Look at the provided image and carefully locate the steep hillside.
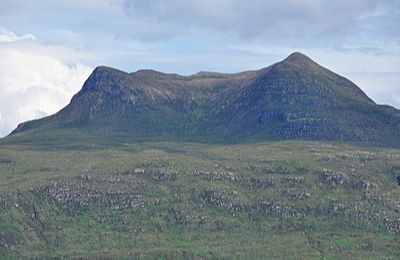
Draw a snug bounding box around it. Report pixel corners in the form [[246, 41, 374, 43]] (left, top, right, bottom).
[[10, 52, 400, 146]]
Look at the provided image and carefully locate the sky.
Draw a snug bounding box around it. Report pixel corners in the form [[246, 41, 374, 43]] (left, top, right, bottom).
[[0, 0, 399, 136]]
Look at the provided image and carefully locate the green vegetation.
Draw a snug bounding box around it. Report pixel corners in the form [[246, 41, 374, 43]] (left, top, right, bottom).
[[0, 130, 399, 258]]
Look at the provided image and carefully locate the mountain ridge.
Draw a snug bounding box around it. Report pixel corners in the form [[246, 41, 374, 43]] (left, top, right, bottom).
[[9, 52, 400, 146]]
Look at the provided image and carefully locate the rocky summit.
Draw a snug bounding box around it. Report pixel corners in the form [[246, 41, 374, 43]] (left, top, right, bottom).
[[10, 52, 400, 146]]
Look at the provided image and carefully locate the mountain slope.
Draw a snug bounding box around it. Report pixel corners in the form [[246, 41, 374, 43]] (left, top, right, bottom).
[[10, 52, 400, 146]]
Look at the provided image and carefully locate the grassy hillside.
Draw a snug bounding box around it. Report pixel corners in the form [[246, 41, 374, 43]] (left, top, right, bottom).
[[0, 131, 399, 258]]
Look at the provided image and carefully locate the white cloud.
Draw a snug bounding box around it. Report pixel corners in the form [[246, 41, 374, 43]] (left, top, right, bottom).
[[0, 29, 92, 137], [0, 27, 35, 42], [121, 0, 399, 42]]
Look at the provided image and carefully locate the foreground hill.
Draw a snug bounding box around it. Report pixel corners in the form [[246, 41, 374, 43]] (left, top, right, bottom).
[[10, 52, 400, 146], [0, 134, 399, 258]]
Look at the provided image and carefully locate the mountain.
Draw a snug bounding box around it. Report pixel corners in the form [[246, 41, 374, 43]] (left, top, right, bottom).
[[2, 52, 400, 258], [9, 52, 400, 146]]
